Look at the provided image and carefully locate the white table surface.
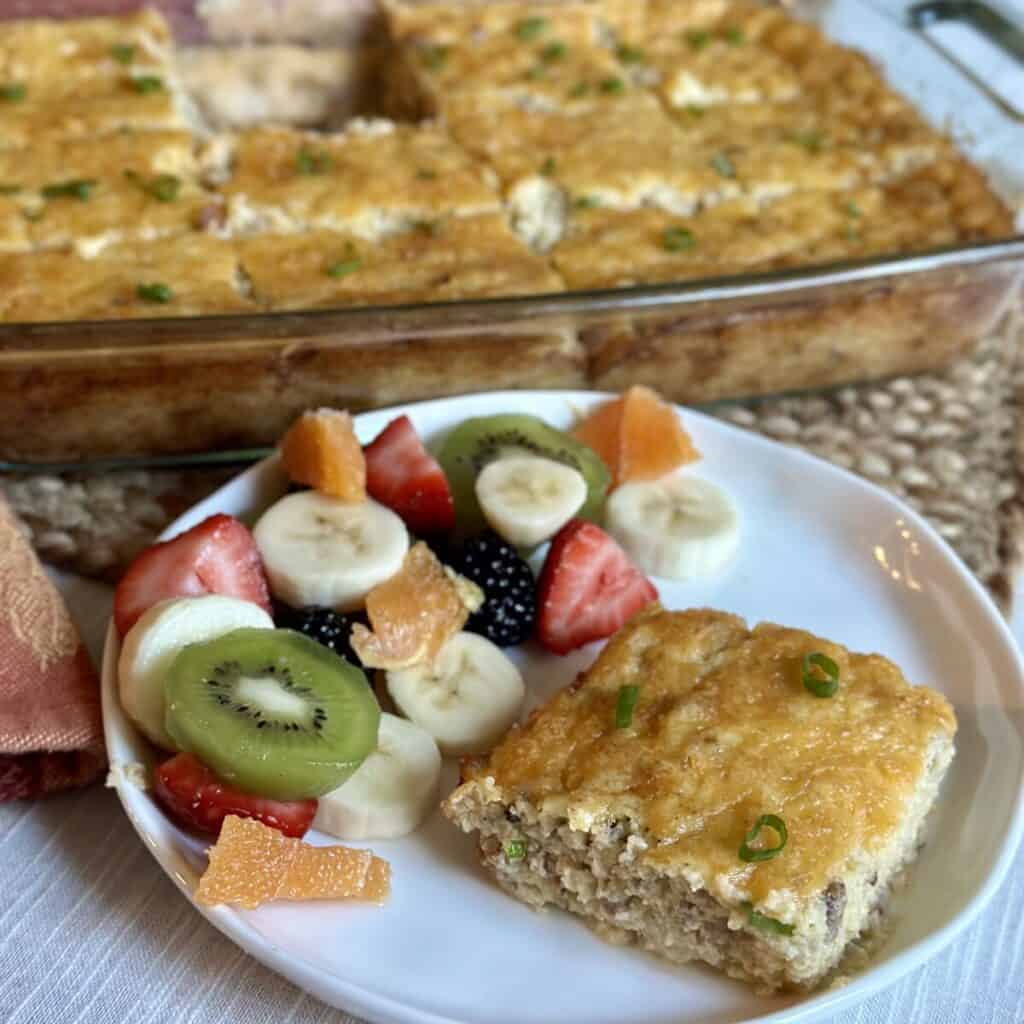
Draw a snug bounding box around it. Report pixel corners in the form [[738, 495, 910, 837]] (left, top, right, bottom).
[[0, 561, 1021, 1024]]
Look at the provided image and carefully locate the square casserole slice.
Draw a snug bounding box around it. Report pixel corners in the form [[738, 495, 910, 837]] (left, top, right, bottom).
[[212, 120, 501, 241], [444, 607, 957, 991]]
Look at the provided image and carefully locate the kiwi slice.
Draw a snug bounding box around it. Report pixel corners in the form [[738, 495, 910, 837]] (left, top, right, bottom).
[[437, 413, 611, 539], [164, 628, 379, 801]]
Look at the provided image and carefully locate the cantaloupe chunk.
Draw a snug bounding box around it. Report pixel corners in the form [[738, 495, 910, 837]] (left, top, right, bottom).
[[573, 386, 700, 488], [351, 542, 480, 670], [280, 408, 366, 501], [196, 815, 390, 909]]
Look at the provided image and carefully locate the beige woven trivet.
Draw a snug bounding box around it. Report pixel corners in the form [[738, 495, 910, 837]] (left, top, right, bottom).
[[4, 299, 1022, 603]]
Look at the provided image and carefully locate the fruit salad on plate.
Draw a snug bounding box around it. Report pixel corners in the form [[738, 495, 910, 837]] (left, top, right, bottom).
[[112, 387, 740, 906]]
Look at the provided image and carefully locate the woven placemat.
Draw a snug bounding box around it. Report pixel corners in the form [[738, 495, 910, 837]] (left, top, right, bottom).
[[4, 295, 1022, 602]]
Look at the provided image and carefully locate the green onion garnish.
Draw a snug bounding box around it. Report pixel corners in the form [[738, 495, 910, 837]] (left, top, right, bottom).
[[416, 168, 438, 180], [573, 195, 601, 210], [615, 685, 640, 728], [802, 652, 839, 698], [843, 223, 860, 241], [599, 76, 624, 94], [41, 179, 97, 201], [792, 130, 824, 154], [136, 282, 172, 304], [296, 147, 332, 175], [741, 902, 794, 936], [845, 200, 861, 218], [710, 152, 736, 178], [568, 81, 590, 98], [124, 170, 181, 202], [540, 156, 556, 176], [738, 814, 788, 862], [527, 64, 546, 80], [0, 184, 21, 195], [662, 226, 695, 251], [131, 75, 163, 94], [421, 45, 450, 71], [540, 41, 566, 63], [505, 839, 526, 860], [515, 16, 547, 40], [724, 26, 746, 45], [685, 29, 711, 49], [326, 256, 362, 278], [685, 104, 706, 117], [0, 83, 26, 102], [616, 44, 645, 64], [110, 43, 135, 64]]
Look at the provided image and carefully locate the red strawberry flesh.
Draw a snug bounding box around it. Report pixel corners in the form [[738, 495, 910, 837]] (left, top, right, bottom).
[[154, 753, 317, 838], [114, 513, 271, 637], [364, 414, 455, 535], [536, 519, 658, 655]]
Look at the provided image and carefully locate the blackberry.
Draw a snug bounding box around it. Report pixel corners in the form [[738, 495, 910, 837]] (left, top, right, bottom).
[[273, 602, 367, 668], [446, 531, 536, 647]]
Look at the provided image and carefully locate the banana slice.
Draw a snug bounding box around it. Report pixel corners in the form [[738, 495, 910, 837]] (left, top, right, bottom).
[[605, 472, 740, 580], [313, 713, 441, 840], [386, 631, 525, 757], [118, 595, 273, 749], [475, 454, 587, 548], [253, 490, 409, 611]]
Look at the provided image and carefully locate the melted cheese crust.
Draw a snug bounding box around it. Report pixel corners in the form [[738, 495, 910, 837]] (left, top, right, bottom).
[[476, 608, 956, 903]]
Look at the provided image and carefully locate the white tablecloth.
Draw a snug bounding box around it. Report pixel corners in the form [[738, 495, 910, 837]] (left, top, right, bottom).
[[1, 572, 1022, 1024]]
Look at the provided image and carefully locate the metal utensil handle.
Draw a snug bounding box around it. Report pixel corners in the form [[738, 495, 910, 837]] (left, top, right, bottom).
[[909, 0, 1024, 62]]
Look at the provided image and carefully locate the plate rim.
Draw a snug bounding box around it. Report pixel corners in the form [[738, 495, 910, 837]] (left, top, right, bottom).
[[101, 388, 1024, 1024]]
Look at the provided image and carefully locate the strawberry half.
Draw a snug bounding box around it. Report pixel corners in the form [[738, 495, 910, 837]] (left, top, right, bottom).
[[536, 519, 658, 655], [154, 753, 317, 838], [114, 513, 272, 637], [364, 415, 455, 535]]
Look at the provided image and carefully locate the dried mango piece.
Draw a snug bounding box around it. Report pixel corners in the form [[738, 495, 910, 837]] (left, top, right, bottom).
[[351, 542, 481, 670], [195, 815, 390, 909], [281, 408, 366, 501], [573, 386, 700, 488]]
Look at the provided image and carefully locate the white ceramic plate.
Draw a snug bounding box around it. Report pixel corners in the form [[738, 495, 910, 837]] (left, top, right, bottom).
[[102, 390, 1024, 1024]]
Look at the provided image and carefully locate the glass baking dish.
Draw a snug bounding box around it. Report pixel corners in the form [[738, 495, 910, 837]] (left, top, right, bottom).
[[1, 0, 1022, 463]]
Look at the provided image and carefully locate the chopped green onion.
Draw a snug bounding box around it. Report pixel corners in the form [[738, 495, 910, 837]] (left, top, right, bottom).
[[662, 226, 696, 252], [326, 258, 361, 278], [724, 26, 746, 45], [710, 152, 736, 178], [685, 104, 706, 117], [131, 75, 163, 94], [843, 223, 860, 241], [0, 83, 26, 102], [616, 44, 645, 64], [296, 147, 332, 175], [412, 219, 439, 236], [41, 179, 97, 201], [615, 685, 640, 728], [599, 76, 625, 94], [416, 167, 438, 180], [792, 130, 824, 154], [110, 43, 135, 64], [568, 81, 590, 98], [136, 282, 172, 304], [738, 814, 788, 862], [540, 156, 556, 176], [505, 839, 526, 860], [539, 41, 566, 63], [124, 170, 181, 202], [420, 45, 450, 71], [845, 200, 861, 218], [573, 195, 601, 210], [802, 652, 839, 698], [685, 29, 711, 49], [527, 64, 546, 80], [515, 16, 547, 40], [0, 184, 21, 195], [741, 902, 794, 936]]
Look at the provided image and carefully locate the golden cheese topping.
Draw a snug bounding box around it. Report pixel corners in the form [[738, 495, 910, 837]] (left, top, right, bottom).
[[478, 608, 956, 902], [218, 123, 501, 240], [0, 234, 249, 322], [237, 213, 563, 310]]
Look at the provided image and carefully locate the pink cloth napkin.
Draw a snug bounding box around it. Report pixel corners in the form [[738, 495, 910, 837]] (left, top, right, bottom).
[[0, 497, 105, 800]]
